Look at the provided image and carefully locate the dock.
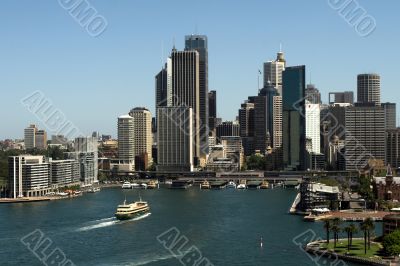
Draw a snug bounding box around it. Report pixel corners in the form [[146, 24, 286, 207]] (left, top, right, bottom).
[[210, 181, 228, 189], [305, 211, 391, 222], [0, 197, 51, 204]]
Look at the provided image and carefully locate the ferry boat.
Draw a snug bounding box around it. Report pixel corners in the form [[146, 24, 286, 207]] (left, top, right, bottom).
[[147, 180, 158, 189], [115, 198, 150, 221], [260, 180, 269, 189], [200, 180, 210, 189], [121, 182, 131, 189]]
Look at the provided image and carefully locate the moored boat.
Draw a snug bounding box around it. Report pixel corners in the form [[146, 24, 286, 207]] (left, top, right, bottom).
[[200, 180, 210, 189], [260, 180, 269, 189], [147, 180, 158, 189], [121, 182, 131, 189], [226, 181, 237, 189], [237, 180, 247, 189]]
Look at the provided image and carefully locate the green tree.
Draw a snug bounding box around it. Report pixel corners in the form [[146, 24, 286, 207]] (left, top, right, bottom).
[[383, 229, 400, 256], [246, 155, 266, 170], [364, 217, 375, 249], [349, 223, 358, 247]]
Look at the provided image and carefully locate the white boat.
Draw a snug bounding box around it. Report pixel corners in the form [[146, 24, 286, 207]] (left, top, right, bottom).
[[237, 184, 246, 189], [57, 192, 69, 196], [121, 182, 132, 189], [88, 187, 101, 193], [226, 181, 237, 189], [140, 183, 148, 189], [131, 183, 140, 188]]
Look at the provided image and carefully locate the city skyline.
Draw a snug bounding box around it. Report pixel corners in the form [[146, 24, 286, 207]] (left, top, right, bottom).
[[1, 1, 400, 139]]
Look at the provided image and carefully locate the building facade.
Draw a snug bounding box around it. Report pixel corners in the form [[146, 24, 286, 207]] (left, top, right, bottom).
[[116, 115, 135, 171], [357, 73, 381, 106], [305, 102, 321, 154], [157, 107, 194, 172], [386, 128, 400, 169]]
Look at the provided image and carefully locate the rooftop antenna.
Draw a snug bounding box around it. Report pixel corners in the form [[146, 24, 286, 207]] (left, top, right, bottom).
[[172, 36, 176, 51]]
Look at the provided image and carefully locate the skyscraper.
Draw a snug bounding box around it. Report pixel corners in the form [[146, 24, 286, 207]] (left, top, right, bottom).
[[282, 65, 306, 170], [157, 107, 194, 172], [117, 115, 135, 171], [129, 107, 153, 170], [171, 49, 201, 161], [345, 104, 385, 171], [155, 58, 172, 108], [382, 102, 397, 130], [254, 82, 278, 152], [185, 35, 209, 156], [263, 51, 286, 95], [35, 130, 47, 149], [68, 136, 98, 184], [305, 102, 321, 154], [238, 100, 255, 156], [216, 121, 240, 140], [329, 91, 354, 104], [24, 124, 37, 150], [357, 73, 381, 106], [386, 128, 400, 169], [208, 90, 217, 136], [305, 84, 321, 104]]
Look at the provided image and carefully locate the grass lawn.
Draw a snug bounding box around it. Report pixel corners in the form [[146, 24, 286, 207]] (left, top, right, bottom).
[[321, 239, 383, 259]]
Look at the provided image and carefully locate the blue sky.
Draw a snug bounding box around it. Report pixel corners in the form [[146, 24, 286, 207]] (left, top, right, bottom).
[[1, 0, 399, 139]]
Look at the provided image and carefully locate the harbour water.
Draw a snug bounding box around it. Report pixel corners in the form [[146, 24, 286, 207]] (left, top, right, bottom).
[[0, 187, 363, 265]]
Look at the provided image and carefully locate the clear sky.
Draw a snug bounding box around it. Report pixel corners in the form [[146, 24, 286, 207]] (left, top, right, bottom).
[[1, 0, 399, 139]]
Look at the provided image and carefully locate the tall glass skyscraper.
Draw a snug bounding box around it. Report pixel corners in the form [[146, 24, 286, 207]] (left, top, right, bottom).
[[185, 35, 209, 156], [282, 65, 306, 170]]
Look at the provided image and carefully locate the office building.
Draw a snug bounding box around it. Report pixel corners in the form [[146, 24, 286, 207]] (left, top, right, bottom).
[[329, 91, 354, 104], [305, 84, 321, 104], [115, 115, 135, 171], [208, 90, 217, 136], [386, 128, 400, 169], [50, 159, 80, 186], [24, 124, 37, 150], [357, 73, 381, 106], [263, 51, 286, 95], [185, 35, 209, 156], [238, 100, 255, 156], [345, 104, 385, 171], [8, 155, 50, 198], [157, 107, 194, 172], [305, 102, 321, 154], [382, 102, 397, 130], [129, 107, 153, 170], [155, 59, 172, 108], [170, 49, 201, 160], [216, 121, 240, 140], [35, 130, 47, 149], [282, 65, 306, 170], [66, 137, 98, 184]]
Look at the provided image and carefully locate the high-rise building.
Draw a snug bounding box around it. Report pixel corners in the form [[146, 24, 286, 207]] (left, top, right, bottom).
[[208, 90, 217, 136], [185, 35, 209, 156], [50, 159, 80, 186], [238, 100, 255, 156], [382, 103, 397, 130], [157, 107, 194, 172], [116, 115, 135, 171], [129, 107, 153, 170], [171, 49, 201, 160], [357, 73, 381, 106], [66, 137, 98, 184], [386, 128, 400, 169], [345, 104, 385, 171], [305, 84, 321, 104], [254, 82, 278, 152], [8, 155, 50, 198], [35, 130, 47, 149], [273, 95, 283, 149], [263, 51, 286, 95], [305, 102, 321, 154], [329, 91, 354, 104], [24, 124, 37, 150], [24, 125, 47, 150], [282, 65, 306, 170], [216, 121, 240, 140], [155, 59, 172, 108]]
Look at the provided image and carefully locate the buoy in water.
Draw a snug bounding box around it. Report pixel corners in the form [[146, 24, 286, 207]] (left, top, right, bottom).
[[260, 237, 263, 248]]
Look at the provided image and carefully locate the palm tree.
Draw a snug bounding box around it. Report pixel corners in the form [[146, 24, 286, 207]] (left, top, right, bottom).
[[331, 225, 341, 249], [332, 217, 342, 244], [364, 217, 375, 249], [349, 223, 358, 247], [343, 226, 352, 252], [360, 221, 369, 255], [323, 219, 332, 244]]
